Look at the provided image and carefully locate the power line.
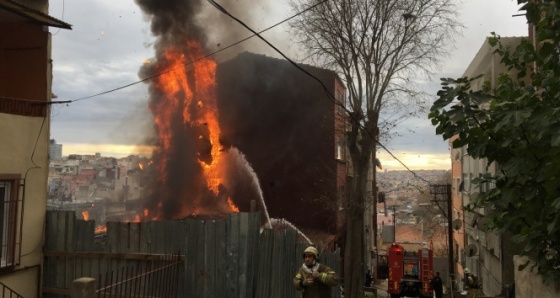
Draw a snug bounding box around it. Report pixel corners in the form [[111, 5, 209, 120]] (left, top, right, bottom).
[[52, 0, 327, 103], [50, 0, 65, 36], [36, 0, 437, 186], [206, 0, 434, 186]]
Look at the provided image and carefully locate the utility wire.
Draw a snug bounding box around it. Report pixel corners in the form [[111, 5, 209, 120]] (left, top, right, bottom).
[[56, 0, 327, 103], [27, 0, 435, 187], [50, 0, 65, 36], [206, 0, 434, 186]]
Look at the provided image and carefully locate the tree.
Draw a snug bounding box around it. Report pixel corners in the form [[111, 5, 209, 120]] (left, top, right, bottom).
[[289, 0, 459, 296], [429, 0, 560, 285]]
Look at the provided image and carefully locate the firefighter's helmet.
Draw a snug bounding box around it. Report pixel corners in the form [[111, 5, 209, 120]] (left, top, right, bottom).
[[303, 246, 319, 259]]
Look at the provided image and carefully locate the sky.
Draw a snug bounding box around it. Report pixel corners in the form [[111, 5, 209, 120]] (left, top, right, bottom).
[[47, 0, 528, 171]]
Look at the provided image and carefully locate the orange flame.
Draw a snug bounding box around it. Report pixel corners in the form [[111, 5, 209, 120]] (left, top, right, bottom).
[[81, 210, 89, 221], [95, 226, 107, 234], [149, 38, 239, 218], [138, 162, 144, 171], [228, 197, 239, 213]]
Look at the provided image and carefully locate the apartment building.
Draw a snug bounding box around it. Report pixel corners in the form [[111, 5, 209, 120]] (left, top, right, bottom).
[[216, 52, 347, 244], [0, 0, 70, 296], [454, 37, 525, 296]]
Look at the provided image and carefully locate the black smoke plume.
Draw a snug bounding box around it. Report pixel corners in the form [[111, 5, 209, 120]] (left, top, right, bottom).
[[135, 0, 264, 220]]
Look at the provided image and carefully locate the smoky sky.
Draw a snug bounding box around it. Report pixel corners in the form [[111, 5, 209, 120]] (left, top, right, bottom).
[[135, 0, 206, 53], [135, 0, 274, 60], [48, 0, 527, 168]]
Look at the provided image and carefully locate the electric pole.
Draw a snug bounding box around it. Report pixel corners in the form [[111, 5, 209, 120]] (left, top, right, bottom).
[[430, 184, 454, 296]]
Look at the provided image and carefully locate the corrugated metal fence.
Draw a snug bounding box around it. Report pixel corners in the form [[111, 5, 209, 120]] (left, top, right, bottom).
[[43, 211, 341, 298]]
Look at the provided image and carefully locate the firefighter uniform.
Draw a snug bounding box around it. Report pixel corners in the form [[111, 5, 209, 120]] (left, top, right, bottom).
[[293, 246, 338, 298]]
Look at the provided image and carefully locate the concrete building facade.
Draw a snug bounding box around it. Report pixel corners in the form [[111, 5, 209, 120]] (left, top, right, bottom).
[[450, 135, 466, 290], [455, 37, 526, 296], [49, 139, 63, 160], [0, 0, 70, 296]]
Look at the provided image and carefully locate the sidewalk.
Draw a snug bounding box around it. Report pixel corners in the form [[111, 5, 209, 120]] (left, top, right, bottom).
[[370, 279, 389, 298], [367, 280, 492, 298]]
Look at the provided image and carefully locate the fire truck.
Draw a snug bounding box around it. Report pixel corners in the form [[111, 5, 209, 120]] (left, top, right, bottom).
[[387, 243, 433, 298]]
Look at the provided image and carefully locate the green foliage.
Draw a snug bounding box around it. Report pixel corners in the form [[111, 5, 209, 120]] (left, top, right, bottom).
[[429, 0, 560, 285]]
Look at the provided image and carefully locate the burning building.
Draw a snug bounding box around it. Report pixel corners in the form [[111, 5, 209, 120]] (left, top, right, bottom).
[[216, 52, 347, 233], [133, 0, 347, 239]]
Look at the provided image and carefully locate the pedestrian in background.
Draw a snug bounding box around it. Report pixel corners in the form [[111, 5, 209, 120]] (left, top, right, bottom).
[[508, 282, 515, 298], [365, 269, 373, 287], [431, 271, 443, 298], [293, 246, 338, 298]]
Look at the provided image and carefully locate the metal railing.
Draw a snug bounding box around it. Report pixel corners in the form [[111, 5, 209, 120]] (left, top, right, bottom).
[[0, 281, 23, 298], [95, 253, 182, 298]]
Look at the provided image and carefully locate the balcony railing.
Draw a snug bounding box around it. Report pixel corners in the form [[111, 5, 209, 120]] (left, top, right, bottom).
[[0, 281, 23, 298]]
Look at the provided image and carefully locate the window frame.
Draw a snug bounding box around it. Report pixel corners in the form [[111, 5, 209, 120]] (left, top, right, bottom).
[[0, 174, 21, 273]]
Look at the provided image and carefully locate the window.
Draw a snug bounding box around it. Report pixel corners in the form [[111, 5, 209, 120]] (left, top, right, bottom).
[[336, 138, 345, 160], [336, 143, 343, 160], [0, 176, 21, 271]]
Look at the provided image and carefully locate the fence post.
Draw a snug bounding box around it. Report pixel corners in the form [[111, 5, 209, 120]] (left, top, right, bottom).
[[71, 277, 96, 298]]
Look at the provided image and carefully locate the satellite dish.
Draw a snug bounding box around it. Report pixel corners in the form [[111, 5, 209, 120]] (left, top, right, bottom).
[[466, 244, 478, 257], [453, 219, 462, 230]]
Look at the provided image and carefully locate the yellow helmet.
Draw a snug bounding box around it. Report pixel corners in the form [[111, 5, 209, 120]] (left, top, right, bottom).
[[303, 246, 319, 259]]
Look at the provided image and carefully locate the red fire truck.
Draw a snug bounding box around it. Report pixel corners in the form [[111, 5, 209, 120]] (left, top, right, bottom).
[[387, 243, 433, 298]]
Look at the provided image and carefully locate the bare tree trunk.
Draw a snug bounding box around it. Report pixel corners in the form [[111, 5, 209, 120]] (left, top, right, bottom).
[[372, 149, 378, 277], [289, 0, 460, 296], [344, 160, 368, 298]]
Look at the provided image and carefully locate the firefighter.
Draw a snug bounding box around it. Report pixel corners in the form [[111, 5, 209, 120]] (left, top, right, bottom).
[[464, 268, 479, 298], [293, 246, 338, 297]]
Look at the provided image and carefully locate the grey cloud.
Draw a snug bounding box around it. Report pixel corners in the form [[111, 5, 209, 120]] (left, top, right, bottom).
[[49, 0, 527, 157]]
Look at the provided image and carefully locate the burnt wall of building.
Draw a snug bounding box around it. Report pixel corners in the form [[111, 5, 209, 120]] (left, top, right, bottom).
[[216, 52, 340, 232]]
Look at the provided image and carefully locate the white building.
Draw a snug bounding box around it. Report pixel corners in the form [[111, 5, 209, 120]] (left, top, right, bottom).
[[456, 37, 526, 296], [49, 139, 63, 159]]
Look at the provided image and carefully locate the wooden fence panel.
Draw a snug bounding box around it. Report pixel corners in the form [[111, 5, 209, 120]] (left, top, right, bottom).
[[295, 242, 307, 298], [194, 220, 206, 298], [184, 219, 198, 298], [215, 219, 227, 297], [205, 220, 217, 298], [283, 229, 298, 298], [226, 213, 240, 298], [255, 228, 273, 297], [245, 212, 260, 298], [321, 247, 342, 298], [107, 222, 119, 253], [238, 214, 248, 298], [74, 219, 94, 251], [129, 222, 140, 253], [44, 211, 77, 298], [43, 211, 341, 298], [138, 221, 148, 253]]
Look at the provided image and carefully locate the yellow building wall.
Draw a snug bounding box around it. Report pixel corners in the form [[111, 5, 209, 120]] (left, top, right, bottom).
[[0, 113, 50, 297], [0, 1, 52, 296]]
